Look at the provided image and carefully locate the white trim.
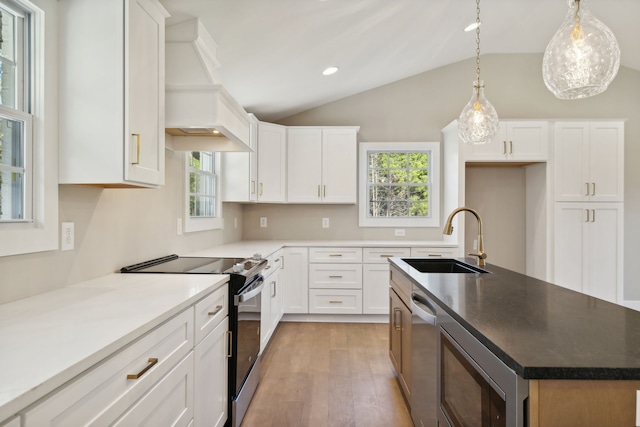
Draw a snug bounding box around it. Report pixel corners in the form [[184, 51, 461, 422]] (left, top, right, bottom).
[[0, 0, 58, 257], [183, 151, 223, 233], [358, 142, 440, 228]]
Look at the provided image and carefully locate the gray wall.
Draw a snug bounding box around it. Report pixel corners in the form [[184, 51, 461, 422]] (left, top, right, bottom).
[[0, 145, 243, 304], [250, 53, 640, 300]]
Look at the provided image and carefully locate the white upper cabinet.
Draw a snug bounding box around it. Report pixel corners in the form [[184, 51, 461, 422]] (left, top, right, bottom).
[[287, 127, 358, 203], [464, 121, 549, 162], [554, 121, 624, 202], [257, 122, 287, 202], [58, 0, 168, 187], [222, 114, 259, 202]]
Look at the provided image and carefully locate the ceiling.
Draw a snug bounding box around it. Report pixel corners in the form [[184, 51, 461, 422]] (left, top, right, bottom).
[[159, 0, 640, 122]]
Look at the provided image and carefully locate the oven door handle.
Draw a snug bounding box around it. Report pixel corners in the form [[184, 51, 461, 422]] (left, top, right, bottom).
[[237, 279, 265, 303], [411, 293, 437, 326]]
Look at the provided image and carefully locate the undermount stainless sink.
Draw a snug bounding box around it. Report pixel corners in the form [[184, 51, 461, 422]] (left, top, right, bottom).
[[402, 258, 490, 274]]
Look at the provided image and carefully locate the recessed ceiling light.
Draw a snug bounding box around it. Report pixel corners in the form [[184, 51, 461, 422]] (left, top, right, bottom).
[[464, 22, 481, 32], [322, 66, 339, 76]]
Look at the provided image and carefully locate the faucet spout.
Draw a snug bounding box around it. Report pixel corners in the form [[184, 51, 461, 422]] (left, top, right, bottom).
[[443, 207, 487, 266]]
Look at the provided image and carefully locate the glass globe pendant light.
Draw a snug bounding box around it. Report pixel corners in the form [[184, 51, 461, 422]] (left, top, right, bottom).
[[459, 0, 499, 145], [542, 0, 620, 99]]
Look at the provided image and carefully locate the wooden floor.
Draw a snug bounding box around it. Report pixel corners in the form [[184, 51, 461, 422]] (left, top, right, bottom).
[[241, 322, 413, 427]]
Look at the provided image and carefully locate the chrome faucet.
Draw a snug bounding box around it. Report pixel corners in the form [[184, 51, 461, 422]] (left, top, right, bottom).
[[443, 207, 487, 266]]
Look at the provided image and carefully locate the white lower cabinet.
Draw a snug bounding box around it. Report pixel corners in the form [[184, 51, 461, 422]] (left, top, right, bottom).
[[554, 203, 623, 303], [113, 353, 194, 427], [22, 284, 230, 427], [309, 289, 363, 314], [281, 247, 309, 313], [194, 317, 229, 427], [362, 247, 411, 315], [261, 250, 283, 352], [0, 417, 19, 427], [410, 247, 458, 258], [309, 248, 363, 314], [23, 308, 195, 426]]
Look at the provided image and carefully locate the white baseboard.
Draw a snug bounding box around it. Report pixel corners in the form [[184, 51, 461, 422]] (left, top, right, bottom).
[[281, 313, 388, 323]]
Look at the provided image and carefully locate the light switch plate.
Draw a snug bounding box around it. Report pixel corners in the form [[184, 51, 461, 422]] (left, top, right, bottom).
[[61, 222, 74, 251], [260, 217, 267, 228], [322, 218, 330, 228], [394, 229, 405, 237]]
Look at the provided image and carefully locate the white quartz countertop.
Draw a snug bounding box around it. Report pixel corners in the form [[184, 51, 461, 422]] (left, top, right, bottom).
[[0, 273, 228, 422], [186, 239, 458, 258]]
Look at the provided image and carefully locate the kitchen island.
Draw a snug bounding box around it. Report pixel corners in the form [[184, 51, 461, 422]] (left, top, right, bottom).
[[390, 257, 640, 427]]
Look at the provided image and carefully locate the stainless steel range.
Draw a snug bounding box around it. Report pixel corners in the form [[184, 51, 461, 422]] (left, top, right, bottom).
[[121, 254, 267, 427]]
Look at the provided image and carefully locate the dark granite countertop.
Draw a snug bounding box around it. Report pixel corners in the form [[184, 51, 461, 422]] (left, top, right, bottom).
[[389, 257, 640, 380]]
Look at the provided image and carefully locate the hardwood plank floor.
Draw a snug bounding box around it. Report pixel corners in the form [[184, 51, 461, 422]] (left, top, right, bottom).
[[241, 322, 414, 427]]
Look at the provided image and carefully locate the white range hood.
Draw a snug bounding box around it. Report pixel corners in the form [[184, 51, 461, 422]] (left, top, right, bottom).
[[165, 19, 251, 152]]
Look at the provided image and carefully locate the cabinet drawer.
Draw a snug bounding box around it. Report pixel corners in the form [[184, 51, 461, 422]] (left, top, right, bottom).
[[309, 289, 363, 314], [363, 247, 411, 263], [194, 285, 228, 344], [24, 308, 194, 426], [309, 247, 363, 263], [410, 247, 458, 258], [390, 265, 412, 307], [113, 352, 193, 427], [262, 250, 283, 279], [309, 264, 362, 289]]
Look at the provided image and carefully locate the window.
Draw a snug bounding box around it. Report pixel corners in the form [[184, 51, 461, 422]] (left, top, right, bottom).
[[0, 0, 58, 257], [359, 142, 440, 227], [183, 151, 223, 232]]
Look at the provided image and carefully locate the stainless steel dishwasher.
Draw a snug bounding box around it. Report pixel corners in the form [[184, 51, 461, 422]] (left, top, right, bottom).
[[410, 284, 440, 427]]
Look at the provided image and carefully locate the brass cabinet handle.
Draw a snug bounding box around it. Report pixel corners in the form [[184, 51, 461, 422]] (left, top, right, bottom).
[[329, 300, 343, 304], [591, 209, 596, 222], [585, 209, 590, 222], [585, 182, 590, 196], [329, 254, 343, 257], [208, 305, 223, 316], [394, 308, 402, 331], [329, 275, 343, 279], [226, 331, 233, 358], [318, 185, 321, 198], [271, 280, 276, 298], [127, 357, 158, 380], [591, 182, 596, 196], [509, 140, 513, 154], [323, 185, 327, 197], [131, 133, 141, 165], [427, 254, 443, 257], [379, 254, 394, 258], [281, 255, 285, 269], [251, 180, 256, 195], [502, 141, 507, 155], [259, 183, 263, 196]]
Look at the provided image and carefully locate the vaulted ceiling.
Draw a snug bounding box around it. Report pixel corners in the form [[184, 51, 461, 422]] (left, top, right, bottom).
[[159, 0, 640, 121]]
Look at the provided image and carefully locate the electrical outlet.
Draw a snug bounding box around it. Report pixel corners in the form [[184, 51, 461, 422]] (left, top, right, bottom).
[[260, 217, 268, 228], [394, 229, 405, 237], [177, 218, 183, 235], [322, 218, 330, 228], [61, 222, 74, 251]]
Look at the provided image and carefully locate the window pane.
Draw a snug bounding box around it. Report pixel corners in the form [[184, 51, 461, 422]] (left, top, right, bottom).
[[369, 201, 387, 217], [0, 5, 17, 108], [0, 59, 16, 108], [369, 152, 388, 169], [0, 6, 16, 62], [0, 169, 23, 220], [0, 116, 23, 167], [388, 152, 407, 169]]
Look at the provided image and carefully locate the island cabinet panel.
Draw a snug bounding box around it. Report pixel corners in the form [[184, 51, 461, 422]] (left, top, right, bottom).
[[287, 127, 358, 203], [58, 0, 167, 187], [554, 121, 624, 203], [463, 121, 549, 162], [529, 379, 640, 427]]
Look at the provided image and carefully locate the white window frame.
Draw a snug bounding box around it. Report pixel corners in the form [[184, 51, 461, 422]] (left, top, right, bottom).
[[0, 0, 57, 257], [183, 151, 223, 233], [358, 142, 440, 228]]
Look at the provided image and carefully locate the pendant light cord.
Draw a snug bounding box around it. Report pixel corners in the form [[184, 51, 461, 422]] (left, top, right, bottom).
[[475, 0, 481, 100]]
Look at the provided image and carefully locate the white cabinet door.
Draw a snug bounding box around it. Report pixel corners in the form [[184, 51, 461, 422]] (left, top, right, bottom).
[[58, 0, 167, 187], [286, 127, 358, 203], [257, 122, 287, 202], [554, 203, 623, 303], [270, 269, 283, 334], [322, 128, 358, 203], [410, 247, 458, 258], [260, 282, 272, 352], [464, 121, 548, 161], [222, 114, 258, 202], [113, 353, 193, 427], [287, 128, 323, 203], [281, 247, 309, 314], [194, 317, 228, 427], [363, 263, 391, 314], [554, 121, 624, 202]]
